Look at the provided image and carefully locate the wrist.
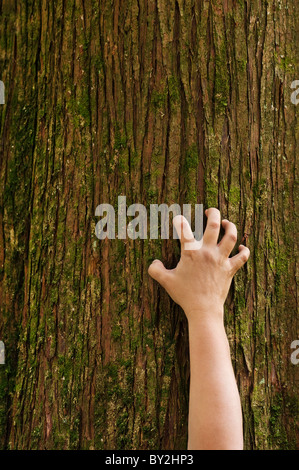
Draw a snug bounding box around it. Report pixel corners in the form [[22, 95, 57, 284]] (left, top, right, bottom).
[[186, 306, 230, 354], [185, 304, 224, 328]]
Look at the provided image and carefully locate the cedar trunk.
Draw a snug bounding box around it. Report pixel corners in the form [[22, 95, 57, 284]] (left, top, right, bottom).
[[0, 0, 298, 450]]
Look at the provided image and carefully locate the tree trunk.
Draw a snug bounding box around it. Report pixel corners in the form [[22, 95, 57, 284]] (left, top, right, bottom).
[[0, 0, 298, 450]]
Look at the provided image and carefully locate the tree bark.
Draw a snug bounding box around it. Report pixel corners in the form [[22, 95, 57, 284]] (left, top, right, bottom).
[[0, 0, 298, 449]]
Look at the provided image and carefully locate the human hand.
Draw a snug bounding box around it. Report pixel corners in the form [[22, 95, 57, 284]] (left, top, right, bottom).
[[148, 208, 250, 323]]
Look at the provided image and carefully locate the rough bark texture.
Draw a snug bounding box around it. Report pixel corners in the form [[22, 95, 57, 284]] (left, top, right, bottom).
[[0, 0, 298, 450]]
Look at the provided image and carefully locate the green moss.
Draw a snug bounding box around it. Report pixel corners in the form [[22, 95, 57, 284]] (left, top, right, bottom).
[[111, 324, 122, 341], [214, 42, 229, 114], [269, 394, 289, 448], [116, 411, 129, 447], [168, 75, 180, 105], [229, 185, 241, 206], [151, 89, 167, 110], [184, 144, 198, 172], [114, 124, 127, 152], [237, 58, 247, 73], [205, 176, 218, 206]]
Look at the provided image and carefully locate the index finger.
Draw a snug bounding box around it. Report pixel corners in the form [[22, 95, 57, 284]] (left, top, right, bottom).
[[203, 208, 221, 245], [173, 215, 201, 252]]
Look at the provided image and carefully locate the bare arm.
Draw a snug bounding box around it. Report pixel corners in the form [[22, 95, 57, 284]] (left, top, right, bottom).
[[148, 208, 250, 450]]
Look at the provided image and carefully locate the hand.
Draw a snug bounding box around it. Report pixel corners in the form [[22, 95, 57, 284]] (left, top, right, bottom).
[[148, 208, 250, 323]]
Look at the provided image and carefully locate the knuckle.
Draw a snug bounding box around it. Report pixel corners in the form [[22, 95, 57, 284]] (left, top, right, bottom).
[[229, 231, 237, 243], [240, 253, 247, 262], [202, 247, 215, 262], [240, 249, 250, 262], [209, 220, 220, 230]]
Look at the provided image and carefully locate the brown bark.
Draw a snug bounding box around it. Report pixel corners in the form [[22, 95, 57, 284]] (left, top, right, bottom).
[[0, 0, 298, 449]]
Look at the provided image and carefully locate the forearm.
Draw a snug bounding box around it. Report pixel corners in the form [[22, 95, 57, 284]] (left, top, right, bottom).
[[187, 309, 243, 450], [148, 210, 250, 449]]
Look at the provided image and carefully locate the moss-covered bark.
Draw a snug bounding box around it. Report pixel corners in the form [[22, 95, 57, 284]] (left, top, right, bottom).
[[0, 0, 298, 449]]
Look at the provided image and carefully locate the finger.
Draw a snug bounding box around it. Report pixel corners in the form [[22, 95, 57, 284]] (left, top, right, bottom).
[[172, 215, 195, 252], [218, 219, 238, 257], [229, 245, 250, 274], [148, 259, 171, 287], [203, 208, 221, 245]]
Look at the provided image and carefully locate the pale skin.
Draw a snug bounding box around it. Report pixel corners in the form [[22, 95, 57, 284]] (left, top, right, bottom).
[[148, 208, 250, 450]]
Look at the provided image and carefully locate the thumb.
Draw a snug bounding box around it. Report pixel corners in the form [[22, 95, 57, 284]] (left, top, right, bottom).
[[148, 259, 169, 287]]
